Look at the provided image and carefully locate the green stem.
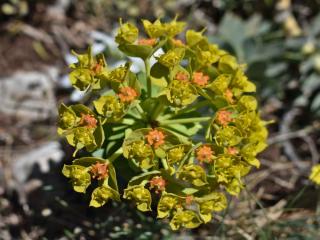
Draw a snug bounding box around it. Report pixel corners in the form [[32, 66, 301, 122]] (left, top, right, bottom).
[[161, 116, 211, 125], [144, 59, 151, 98], [108, 148, 123, 163], [165, 100, 211, 120], [161, 158, 169, 170], [177, 142, 202, 172], [134, 103, 146, 119], [120, 118, 136, 125], [151, 101, 165, 120]]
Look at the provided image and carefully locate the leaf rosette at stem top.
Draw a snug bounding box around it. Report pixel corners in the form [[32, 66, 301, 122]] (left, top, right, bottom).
[[58, 17, 269, 231]]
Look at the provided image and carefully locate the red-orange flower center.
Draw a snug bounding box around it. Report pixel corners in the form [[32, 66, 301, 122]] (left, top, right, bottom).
[[118, 87, 138, 103], [185, 195, 194, 205], [91, 59, 104, 74], [216, 110, 233, 126], [80, 114, 98, 128], [149, 176, 166, 193], [146, 129, 165, 148], [225, 89, 234, 104], [90, 162, 109, 180], [196, 145, 214, 163], [192, 72, 210, 87], [227, 147, 239, 155], [175, 71, 189, 82], [172, 39, 184, 47], [138, 38, 157, 46]]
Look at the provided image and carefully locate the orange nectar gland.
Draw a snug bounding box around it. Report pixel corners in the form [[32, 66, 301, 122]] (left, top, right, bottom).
[[224, 89, 234, 104], [172, 39, 184, 47], [90, 162, 109, 180], [185, 195, 194, 205], [192, 72, 210, 87], [227, 147, 239, 155], [216, 110, 233, 126], [175, 71, 189, 82], [146, 129, 165, 149], [118, 87, 138, 103], [138, 38, 157, 46], [149, 176, 166, 193], [196, 145, 214, 163], [80, 113, 98, 128], [91, 59, 103, 74]]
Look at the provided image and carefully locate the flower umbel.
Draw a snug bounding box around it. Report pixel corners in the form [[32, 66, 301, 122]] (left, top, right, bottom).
[[58, 17, 268, 231]]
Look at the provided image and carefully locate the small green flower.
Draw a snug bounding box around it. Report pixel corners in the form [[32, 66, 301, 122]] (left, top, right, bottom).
[[158, 48, 185, 68], [186, 30, 205, 47], [225, 178, 243, 196], [218, 55, 238, 73], [215, 126, 242, 147], [164, 19, 186, 37], [115, 21, 139, 45], [66, 127, 97, 152], [195, 45, 220, 68], [94, 95, 125, 122], [232, 69, 256, 93], [58, 104, 78, 130], [196, 192, 227, 223], [170, 210, 202, 230], [69, 48, 108, 91], [209, 74, 232, 95], [238, 95, 258, 111], [142, 19, 166, 38], [108, 65, 129, 83], [157, 193, 180, 218], [167, 145, 185, 164], [123, 140, 154, 169], [166, 79, 198, 107], [62, 165, 91, 193], [90, 186, 120, 208], [124, 185, 152, 212], [177, 164, 208, 186]]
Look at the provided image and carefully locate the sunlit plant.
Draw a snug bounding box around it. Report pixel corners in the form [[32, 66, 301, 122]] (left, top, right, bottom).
[[58, 17, 268, 230]]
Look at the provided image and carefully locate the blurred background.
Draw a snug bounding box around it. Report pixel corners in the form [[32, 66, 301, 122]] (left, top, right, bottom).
[[0, 0, 320, 239]]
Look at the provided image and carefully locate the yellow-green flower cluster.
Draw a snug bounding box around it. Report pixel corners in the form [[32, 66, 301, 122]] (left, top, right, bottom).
[[58, 18, 268, 230]]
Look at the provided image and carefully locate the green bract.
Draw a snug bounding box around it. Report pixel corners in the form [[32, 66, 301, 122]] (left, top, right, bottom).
[[58, 18, 268, 230], [69, 47, 108, 91]]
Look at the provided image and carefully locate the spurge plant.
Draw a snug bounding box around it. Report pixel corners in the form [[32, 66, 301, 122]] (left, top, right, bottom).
[[58, 18, 268, 230]]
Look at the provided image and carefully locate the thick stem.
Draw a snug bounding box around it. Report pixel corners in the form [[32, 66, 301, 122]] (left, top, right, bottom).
[[160, 100, 211, 121], [160, 116, 211, 125], [177, 142, 202, 172], [151, 101, 165, 120], [144, 59, 152, 98], [108, 148, 123, 163]]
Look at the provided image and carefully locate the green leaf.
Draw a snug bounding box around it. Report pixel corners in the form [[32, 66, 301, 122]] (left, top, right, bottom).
[[73, 157, 107, 167], [182, 188, 199, 195], [128, 170, 161, 186]]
